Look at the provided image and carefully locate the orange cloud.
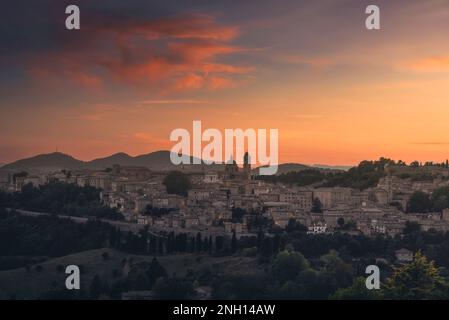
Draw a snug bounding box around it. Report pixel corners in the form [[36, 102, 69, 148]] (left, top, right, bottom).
[[97, 13, 240, 42], [208, 76, 236, 90], [202, 63, 254, 76], [402, 56, 449, 72], [26, 13, 253, 94], [174, 73, 205, 91]]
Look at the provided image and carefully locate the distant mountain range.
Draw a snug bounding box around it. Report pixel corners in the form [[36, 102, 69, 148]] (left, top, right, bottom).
[[253, 162, 350, 175], [260, 163, 310, 175], [273, 163, 352, 173], [2, 152, 83, 171], [311, 164, 352, 171], [0, 151, 351, 174], [1, 151, 205, 172]]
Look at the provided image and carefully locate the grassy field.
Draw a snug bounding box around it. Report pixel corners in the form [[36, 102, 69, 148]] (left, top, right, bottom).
[[0, 248, 261, 299]]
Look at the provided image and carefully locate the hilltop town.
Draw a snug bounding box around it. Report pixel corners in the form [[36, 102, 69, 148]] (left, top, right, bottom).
[[2, 152, 449, 239]]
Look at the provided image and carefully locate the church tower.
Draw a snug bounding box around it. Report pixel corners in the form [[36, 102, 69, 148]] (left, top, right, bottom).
[[243, 152, 251, 179]]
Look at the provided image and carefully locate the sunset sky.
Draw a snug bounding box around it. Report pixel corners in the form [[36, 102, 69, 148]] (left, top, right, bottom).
[[2, 0, 449, 165]]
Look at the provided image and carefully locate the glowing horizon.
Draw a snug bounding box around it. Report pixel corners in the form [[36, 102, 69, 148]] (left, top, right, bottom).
[[2, 0, 449, 166]]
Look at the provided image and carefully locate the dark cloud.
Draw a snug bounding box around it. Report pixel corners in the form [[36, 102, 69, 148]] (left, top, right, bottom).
[[0, 1, 255, 94]]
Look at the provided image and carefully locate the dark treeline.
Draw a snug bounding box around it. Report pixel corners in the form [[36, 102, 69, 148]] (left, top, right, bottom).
[[4, 206, 449, 299], [120, 229, 239, 257], [0, 208, 242, 271], [110, 224, 449, 300], [259, 158, 449, 191], [320, 159, 389, 190], [258, 158, 395, 190], [207, 217, 449, 299], [0, 209, 117, 259], [284, 220, 449, 271], [408, 187, 449, 213], [0, 181, 123, 220], [259, 169, 326, 186], [4, 202, 449, 272], [47, 248, 449, 300], [163, 171, 191, 196]]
